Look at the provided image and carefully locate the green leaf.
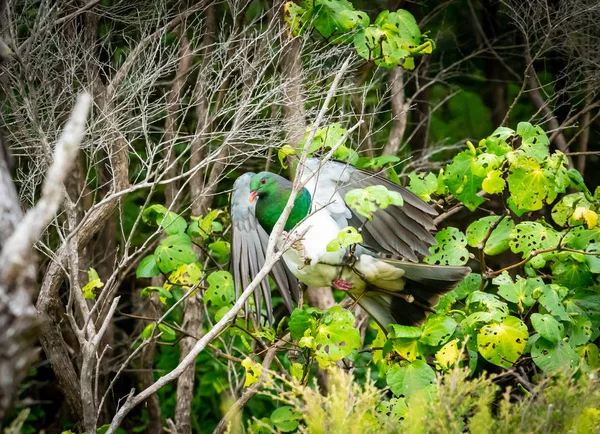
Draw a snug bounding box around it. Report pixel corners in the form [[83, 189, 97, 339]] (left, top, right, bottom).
[[356, 155, 401, 170], [141, 323, 155, 340], [392, 338, 421, 362], [493, 273, 537, 307], [444, 150, 485, 211], [569, 315, 592, 346], [208, 241, 230, 263], [538, 284, 570, 322], [344, 185, 403, 220], [270, 406, 302, 433], [158, 324, 177, 341], [579, 343, 600, 370], [278, 145, 297, 169], [82, 268, 104, 299], [136, 255, 160, 278], [507, 157, 550, 211], [386, 360, 435, 399], [289, 308, 314, 340], [154, 234, 197, 274], [530, 313, 564, 343], [489, 126, 515, 141], [424, 227, 469, 266], [551, 259, 593, 290], [142, 204, 187, 235], [326, 226, 363, 252], [482, 169, 506, 194], [477, 315, 528, 368], [435, 339, 460, 370], [565, 291, 600, 327], [515, 122, 550, 162], [284, 2, 309, 36], [205, 270, 235, 309], [551, 193, 593, 227], [407, 172, 438, 202], [313, 306, 361, 368], [388, 324, 422, 339], [532, 338, 579, 372], [466, 291, 508, 321], [509, 221, 560, 258], [420, 314, 457, 347]]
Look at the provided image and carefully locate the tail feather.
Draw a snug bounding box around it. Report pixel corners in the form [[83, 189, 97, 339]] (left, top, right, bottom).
[[355, 261, 470, 330]]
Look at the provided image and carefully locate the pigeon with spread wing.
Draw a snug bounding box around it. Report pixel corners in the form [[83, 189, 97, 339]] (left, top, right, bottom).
[[230, 158, 470, 330]]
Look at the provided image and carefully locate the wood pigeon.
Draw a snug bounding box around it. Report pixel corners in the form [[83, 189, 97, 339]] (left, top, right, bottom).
[[230, 158, 470, 329]]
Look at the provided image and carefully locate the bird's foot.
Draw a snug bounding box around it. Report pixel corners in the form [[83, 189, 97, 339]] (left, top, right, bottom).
[[332, 279, 353, 291], [342, 252, 358, 267]]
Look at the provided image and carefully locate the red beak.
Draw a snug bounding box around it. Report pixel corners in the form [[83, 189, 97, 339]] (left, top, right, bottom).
[[249, 190, 258, 203]]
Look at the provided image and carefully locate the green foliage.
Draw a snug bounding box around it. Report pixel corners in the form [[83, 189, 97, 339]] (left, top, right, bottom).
[[289, 306, 361, 369], [424, 227, 469, 265], [82, 268, 103, 299], [345, 185, 404, 219], [326, 226, 363, 252], [284, 1, 433, 69]]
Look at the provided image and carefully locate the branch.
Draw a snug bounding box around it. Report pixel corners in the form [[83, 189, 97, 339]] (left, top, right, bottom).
[[382, 66, 409, 156], [0, 92, 91, 283]]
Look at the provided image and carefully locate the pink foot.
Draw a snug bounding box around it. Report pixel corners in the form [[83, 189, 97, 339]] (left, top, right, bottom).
[[332, 279, 353, 291]]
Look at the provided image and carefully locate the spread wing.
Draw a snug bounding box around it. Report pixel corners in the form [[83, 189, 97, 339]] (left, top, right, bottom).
[[301, 158, 437, 262], [230, 173, 299, 324]]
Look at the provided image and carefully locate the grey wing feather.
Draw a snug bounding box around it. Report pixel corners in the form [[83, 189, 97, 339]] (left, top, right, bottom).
[[230, 173, 298, 324], [302, 158, 438, 262]]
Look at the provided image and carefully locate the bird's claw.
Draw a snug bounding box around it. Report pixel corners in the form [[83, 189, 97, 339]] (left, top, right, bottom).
[[332, 279, 353, 291]]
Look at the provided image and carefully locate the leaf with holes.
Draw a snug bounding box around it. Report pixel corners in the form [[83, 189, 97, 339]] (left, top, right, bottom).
[[551, 193, 593, 227], [313, 306, 361, 368], [408, 172, 438, 202], [509, 221, 560, 258], [392, 338, 421, 362], [205, 270, 235, 309], [444, 150, 485, 211], [154, 234, 197, 274], [507, 157, 550, 212], [466, 216, 514, 256], [515, 122, 550, 162], [386, 359, 436, 399], [142, 204, 187, 235], [569, 315, 592, 346], [532, 338, 579, 372], [424, 227, 469, 266], [419, 314, 456, 347], [467, 291, 509, 321], [530, 313, 564, 343], [326, 226, 363, 252], [435, 339, 460, 370], [564, 291, 600, 327], [477, 315, 528, 368]]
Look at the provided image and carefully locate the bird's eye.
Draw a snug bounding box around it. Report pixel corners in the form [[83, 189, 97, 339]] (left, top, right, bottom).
[[260, 178, 266, 184]]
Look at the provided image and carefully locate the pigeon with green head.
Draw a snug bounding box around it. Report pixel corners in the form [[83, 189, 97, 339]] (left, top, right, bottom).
[[230, 158, 470, 330]]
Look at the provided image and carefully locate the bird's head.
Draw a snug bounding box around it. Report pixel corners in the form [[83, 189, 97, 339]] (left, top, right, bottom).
[[249, 172, 278, 203]]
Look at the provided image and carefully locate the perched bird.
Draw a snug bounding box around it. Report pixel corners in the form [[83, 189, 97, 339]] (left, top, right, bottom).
[[230, 158, 470, 330]]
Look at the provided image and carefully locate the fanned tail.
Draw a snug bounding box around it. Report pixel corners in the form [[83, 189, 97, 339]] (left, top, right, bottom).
[[353, 261, 471, 330]]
